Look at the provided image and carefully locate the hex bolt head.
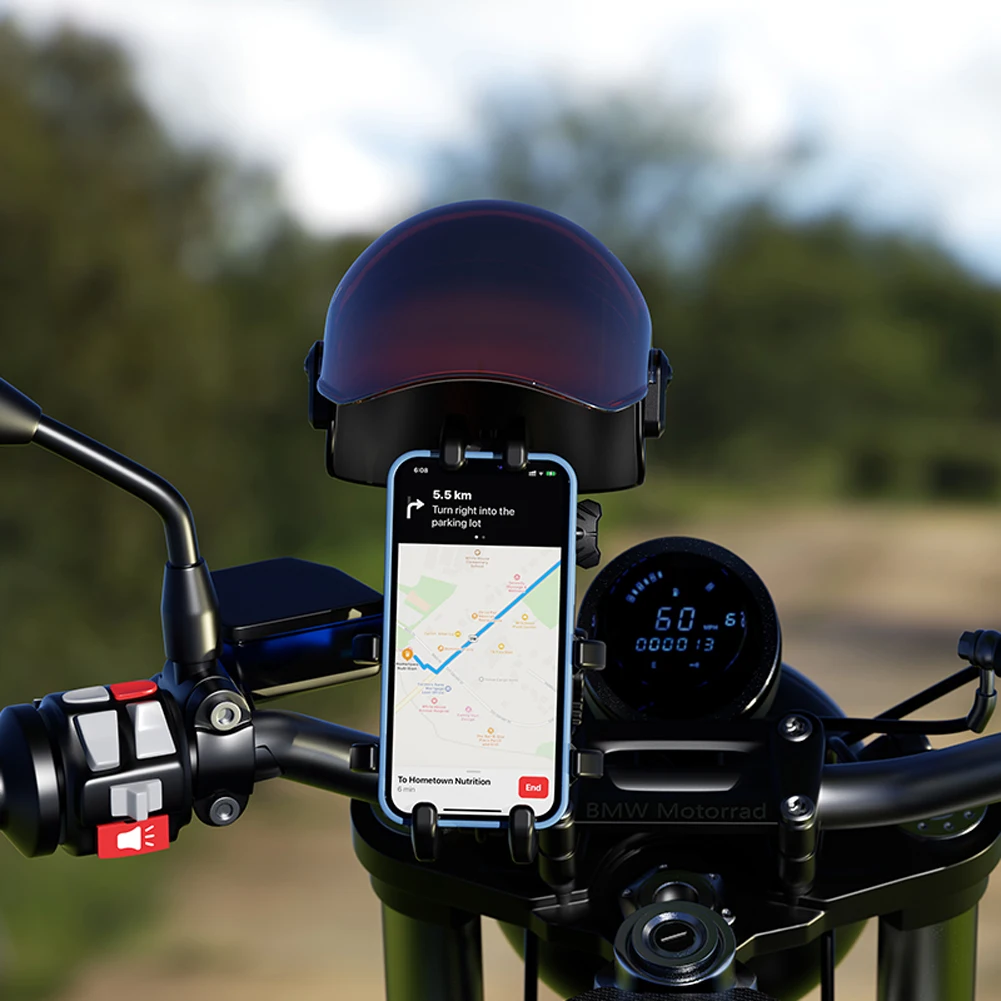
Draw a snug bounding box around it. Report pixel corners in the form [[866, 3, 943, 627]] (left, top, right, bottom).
[[780, 714, 813, 741], [209, 796, 241, 826], [721, 907, 735, 925], [781, 794, 816, 822], [209, 701, 243, 732]]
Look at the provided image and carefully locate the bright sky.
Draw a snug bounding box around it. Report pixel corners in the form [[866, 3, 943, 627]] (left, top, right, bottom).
[[7, 0, 1001, 278]]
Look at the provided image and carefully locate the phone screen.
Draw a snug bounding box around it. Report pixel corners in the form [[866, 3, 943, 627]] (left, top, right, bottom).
[[381, 451, 576, 827]]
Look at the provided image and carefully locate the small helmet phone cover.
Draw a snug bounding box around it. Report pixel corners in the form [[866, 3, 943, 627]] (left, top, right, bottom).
[[307, 199, 670, 491]]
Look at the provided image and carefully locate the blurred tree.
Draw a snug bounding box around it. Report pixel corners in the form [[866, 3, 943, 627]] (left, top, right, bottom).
[[430, 85, 730, 268], [0, 19, 381, 997], [431, 91, 1001, 499]]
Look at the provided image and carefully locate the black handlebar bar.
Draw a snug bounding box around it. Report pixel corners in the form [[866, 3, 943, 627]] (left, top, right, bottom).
[[818, 731, 1001, 829], [253, 711, 379, 803], [247, 713, 1001, 830]]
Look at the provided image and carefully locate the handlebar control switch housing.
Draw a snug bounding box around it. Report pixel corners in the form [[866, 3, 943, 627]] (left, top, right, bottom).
[[184, 680, 255, 827], [0, 682, 195, 858]]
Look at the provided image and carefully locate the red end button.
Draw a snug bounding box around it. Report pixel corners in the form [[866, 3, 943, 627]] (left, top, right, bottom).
[[110, 680, 159, 701], [97, 814, 170, 859], [518, 776, 550, 799]]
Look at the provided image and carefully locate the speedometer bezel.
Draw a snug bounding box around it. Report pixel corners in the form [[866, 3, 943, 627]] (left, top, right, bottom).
[[578, 536, 782, 722]]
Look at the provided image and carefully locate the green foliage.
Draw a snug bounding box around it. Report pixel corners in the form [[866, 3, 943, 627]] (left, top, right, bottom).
[[435, 94, 1001, 502], [0, 20, 380, 996], [659, 209, 1001, 497]]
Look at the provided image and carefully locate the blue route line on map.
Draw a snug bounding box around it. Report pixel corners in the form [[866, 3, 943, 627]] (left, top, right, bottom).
[[410, 559, 561, 675]]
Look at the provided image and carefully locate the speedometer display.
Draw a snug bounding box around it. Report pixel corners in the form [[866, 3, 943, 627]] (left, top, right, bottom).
[[579, 537, 781, 721]]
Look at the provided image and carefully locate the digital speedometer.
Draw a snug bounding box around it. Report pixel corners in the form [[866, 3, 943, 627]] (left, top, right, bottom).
[[578, 537, 781, 721]]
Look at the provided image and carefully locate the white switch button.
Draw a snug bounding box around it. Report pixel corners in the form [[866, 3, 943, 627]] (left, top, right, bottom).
[[75, 711, 120, 772], [128, 701, 176, 759]]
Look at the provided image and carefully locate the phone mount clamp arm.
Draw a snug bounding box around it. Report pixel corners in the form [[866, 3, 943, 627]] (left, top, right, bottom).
[[438, 418, 603, 569], [0, 377, 220, 681]]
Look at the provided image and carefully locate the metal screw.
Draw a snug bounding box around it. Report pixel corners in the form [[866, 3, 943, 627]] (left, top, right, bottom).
[[964, 810, 975, 820], [780, 715, 813, 741], [209, 796, 241, 826], [781, 795, 816, 822], [209, 700, 243, 732], [721, 908, 735, 925], [944, 821, 954, 832]]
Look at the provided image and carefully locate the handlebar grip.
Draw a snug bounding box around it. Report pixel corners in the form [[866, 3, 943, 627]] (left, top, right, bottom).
[[0, 704, 62, 856], [819, 731, 1001, 829], [253, 711, 378, 803]]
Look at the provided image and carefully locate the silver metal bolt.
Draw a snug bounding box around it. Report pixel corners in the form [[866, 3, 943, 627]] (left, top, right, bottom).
[[964, 810, 975, 820], [721, 908, 735, 925], [209, 796, 241, 826], [781, 794, 816, 822], [209, 700, 243, 732], [780, 715, 813, 741]]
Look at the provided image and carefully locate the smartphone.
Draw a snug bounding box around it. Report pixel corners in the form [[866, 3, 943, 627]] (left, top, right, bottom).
[[380, 450, 577, 829]]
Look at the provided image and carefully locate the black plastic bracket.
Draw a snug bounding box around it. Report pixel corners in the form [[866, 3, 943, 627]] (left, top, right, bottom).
[[504, 438, 527, 471], [571, 629, 605, 729], [351, 633, 381, 667], [641, 348, 673, 439], [349, 742, 379, 774], [304, 341, 335, 431], [573, 635, 605, 672], [439, 416, 467, 471], [538, 809, 576, 891], [411, 801, 440, 862], [508, 804, 538, 865], [572, 747, 604, 780], [576, 499, 602, 569], [773, 712, 825, 897]]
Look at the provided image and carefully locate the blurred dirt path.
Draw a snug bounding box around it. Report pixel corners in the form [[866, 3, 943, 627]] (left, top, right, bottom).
[[58, 505, 1001, 1000]]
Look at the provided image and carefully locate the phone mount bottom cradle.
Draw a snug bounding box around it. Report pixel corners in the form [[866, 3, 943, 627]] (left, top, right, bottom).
[[411, 802, 539, 865]]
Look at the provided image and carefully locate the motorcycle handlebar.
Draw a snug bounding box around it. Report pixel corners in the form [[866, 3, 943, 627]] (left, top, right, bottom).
[[249, 713, 1001, 830], [818, 731, 1001, 829], [253, 711, 379, 803]]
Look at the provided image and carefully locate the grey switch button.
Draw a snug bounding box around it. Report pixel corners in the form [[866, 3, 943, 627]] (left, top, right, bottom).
[[128, 701, 176, 759], [63, 686, 110, 706], [75, 711, 120, 772], [110, 779, 163, 822]]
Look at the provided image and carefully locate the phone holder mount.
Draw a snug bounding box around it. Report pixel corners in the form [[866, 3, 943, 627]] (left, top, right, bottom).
[[438, 419, 603, 569]]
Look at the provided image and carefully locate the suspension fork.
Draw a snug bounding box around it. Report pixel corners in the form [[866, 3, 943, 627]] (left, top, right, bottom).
[[381, 899, 484, 1001], [877, 901, 979, 1001]]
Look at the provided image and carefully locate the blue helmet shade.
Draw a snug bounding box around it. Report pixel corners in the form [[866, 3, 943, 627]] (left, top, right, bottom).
[[318, 200, 652, 412]]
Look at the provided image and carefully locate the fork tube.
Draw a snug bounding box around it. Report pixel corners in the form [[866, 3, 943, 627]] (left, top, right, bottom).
[[877, 905, 977, 1001], [382, 902, 484, 1001]]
